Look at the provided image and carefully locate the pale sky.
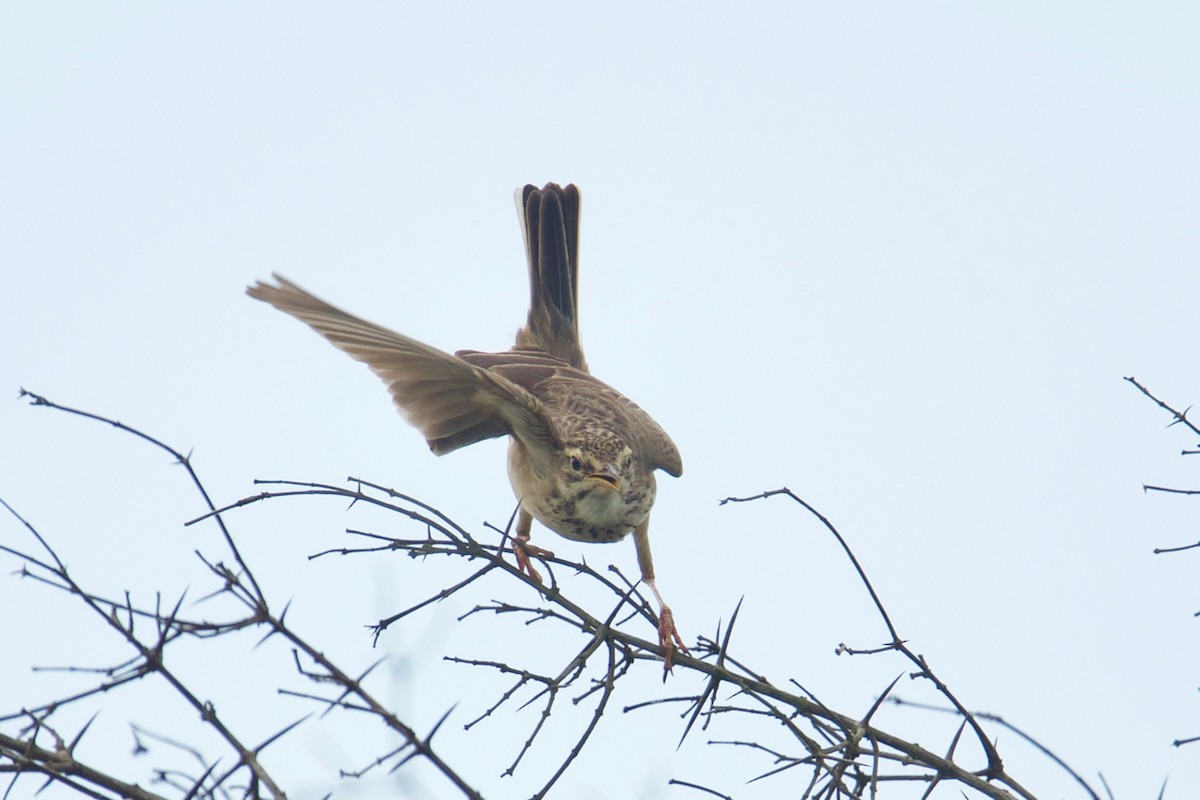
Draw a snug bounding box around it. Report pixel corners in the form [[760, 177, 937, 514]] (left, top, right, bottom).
[[3, 3, 1200, 798]]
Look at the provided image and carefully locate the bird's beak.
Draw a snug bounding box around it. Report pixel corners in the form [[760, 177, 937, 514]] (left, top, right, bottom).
[[588, 463, 622, 490]]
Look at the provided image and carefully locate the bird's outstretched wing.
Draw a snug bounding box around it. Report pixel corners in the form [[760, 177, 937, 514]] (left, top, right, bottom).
[[247, 274, 559, 455], [459, 350, 683, 478]]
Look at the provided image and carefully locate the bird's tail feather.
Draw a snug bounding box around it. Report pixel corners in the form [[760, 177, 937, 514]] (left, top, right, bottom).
[[515, 183, 586, 370]]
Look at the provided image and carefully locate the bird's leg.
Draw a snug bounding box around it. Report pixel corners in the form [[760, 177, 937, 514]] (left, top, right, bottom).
[[513, 508, 554, 583], [633, 519, 688, 677]]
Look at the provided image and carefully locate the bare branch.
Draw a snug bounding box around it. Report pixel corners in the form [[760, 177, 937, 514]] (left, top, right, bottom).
[[3, 390, 1107, 799]]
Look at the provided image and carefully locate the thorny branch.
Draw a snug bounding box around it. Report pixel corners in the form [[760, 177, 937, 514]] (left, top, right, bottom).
[[1127, 377, 1200, 563], [0, 390, 1098, 798], [2, 390, 482, 800], [1126, 376, 1200, 749]]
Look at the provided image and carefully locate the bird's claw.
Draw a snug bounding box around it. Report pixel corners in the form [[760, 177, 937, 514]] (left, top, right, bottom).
[[658, 605, 688, 679], [513, 538, 554, 584]]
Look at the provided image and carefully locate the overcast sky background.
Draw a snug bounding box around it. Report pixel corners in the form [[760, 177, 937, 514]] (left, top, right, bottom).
[[3, 3, 1200, 798]]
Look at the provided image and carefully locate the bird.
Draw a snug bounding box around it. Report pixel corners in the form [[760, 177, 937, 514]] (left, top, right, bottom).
[[247, 183, 687, 670]]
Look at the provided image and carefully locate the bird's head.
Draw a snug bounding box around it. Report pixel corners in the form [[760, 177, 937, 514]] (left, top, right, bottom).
[[509, 428, 658, 539], [560, 430, 637, 495]]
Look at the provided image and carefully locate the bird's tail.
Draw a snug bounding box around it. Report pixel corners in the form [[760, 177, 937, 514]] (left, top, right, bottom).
[[514, 183, 586, 370]]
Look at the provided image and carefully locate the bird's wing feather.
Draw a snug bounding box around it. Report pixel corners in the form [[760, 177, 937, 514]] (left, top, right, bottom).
[[247, 274, 559, 455], [460, 350, 683, 477], [642, 425, 683, 478]]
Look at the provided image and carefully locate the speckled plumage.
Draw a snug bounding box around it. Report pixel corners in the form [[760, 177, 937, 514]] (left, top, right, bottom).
[[457, 348, 679, 543], [247, 183, 687, 671]]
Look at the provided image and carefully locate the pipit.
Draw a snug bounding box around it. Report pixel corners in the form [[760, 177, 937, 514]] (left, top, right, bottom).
[[248, 183, 687, 669]]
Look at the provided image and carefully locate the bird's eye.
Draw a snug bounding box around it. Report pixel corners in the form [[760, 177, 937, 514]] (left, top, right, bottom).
[[570, 456, 582, 471]]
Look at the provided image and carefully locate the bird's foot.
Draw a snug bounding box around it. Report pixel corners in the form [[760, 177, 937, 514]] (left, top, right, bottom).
[[513, 537, 554, 583], [658, 604, 689, 679]]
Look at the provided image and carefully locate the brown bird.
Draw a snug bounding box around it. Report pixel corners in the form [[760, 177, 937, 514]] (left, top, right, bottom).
[[247, 183, 687, 669]]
